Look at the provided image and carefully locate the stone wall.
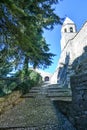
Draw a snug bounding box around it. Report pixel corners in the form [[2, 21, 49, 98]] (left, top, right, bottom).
[[53, 100, 74, 124], [70, 73, 87, 130], [54, 73, 87, 130]]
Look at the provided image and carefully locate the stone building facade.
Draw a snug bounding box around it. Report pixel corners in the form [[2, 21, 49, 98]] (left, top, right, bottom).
[[34, 68, 52, 82], [51, 17, 87, 87]]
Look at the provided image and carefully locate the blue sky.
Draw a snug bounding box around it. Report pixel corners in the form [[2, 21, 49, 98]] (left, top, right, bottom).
[[43, 0, 87, 73]]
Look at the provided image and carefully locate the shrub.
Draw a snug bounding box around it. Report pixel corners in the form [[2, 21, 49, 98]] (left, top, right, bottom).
[[16, 69, 42, 94], [0, 69, 42, 96]]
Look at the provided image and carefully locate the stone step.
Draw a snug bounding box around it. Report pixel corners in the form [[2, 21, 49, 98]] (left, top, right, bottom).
[[50, 96, 72, 101], [0, 126, 38, 130], [48, 92, 71, 95], [47, 92, 71, 97], [22, 92, 48, 98], [0, 124, 61, 130], [22, 92, 72, 99], [47, 87, 71, 90], [47, 84, 59, 88], [47, 89, 71, 93]]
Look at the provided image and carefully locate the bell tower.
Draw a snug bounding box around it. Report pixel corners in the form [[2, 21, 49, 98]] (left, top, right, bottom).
[[61, 17, 77, 51]]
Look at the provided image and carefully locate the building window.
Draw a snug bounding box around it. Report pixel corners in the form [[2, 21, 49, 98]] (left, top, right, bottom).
[[64, 28, 67, 32], [70, 27, 73, 32]]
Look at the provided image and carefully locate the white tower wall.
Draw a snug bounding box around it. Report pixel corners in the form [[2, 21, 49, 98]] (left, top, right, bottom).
[[61, 17, 77, 51]]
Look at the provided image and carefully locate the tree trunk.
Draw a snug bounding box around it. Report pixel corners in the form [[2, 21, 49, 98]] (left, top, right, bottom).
[[24, 56, 29, 80]]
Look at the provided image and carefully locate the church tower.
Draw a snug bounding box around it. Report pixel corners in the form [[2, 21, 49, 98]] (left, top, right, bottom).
[[61, 17, 77, 51]]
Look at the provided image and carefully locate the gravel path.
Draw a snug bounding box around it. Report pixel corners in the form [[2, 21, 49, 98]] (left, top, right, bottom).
[[0, 84, 76, 130]]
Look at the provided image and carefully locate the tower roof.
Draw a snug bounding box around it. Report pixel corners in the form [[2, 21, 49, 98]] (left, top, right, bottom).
[[63, 17, 74, 25]]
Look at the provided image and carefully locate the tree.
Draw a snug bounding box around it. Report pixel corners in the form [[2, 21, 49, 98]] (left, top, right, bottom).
[[0, 0, 62, 92]]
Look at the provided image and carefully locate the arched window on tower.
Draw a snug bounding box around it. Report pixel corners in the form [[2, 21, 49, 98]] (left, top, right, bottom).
[[64, 28, 67, 32], [70, 27, 73, 32]]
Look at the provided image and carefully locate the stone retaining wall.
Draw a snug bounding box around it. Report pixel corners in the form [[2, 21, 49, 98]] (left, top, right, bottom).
[[54, 73, 87, 130], [53, 100, 74, 124], [70, 73, 87, 130]]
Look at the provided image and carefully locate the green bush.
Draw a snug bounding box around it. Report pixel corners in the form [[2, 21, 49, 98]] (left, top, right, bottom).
[[0, 69, 42, 96], [3, 82, 17, 94], [29, 70, 42, 86], [16, 69, 42, 94]]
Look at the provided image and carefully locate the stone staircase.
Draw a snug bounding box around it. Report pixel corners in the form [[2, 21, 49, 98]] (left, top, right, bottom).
[[23, 83, 72, 101], [46, 84, 72, 101], [0, 83, 75, 130]]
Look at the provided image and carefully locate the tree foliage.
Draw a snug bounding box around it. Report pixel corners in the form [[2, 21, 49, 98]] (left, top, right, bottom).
[[0, 0, 62, 94]]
